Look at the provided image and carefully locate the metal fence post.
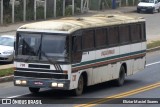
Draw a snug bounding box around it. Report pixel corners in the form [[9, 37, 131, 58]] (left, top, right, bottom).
[[126, 0, 128, 6], [81, 0, 84, 13], [1, 0, 3, 24], [63, 0, 65, 16], [34, 0, 37, 21], [54, 0, 56, 18], [23, 0, 26, 22], [133, 0, 135, 6], [44, 0, 46, 19], [12, 0, 15, 23], [72, 0, 74, 15]]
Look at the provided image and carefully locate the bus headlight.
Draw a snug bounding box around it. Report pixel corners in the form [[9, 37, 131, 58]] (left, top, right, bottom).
[[51, 83, 57, 87], [15, 80, 27, 85], [21, 80, 27, 85], [58, 83, 64, 87], [15, 80, 21, 85]]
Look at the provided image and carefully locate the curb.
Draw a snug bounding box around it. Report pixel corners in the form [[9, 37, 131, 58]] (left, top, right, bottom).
[[146, 46, 160, 53], [0, 46, 160, 83], [0, 75, 13, 83]]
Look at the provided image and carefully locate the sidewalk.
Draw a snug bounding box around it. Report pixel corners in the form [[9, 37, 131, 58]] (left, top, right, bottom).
[[0, 6, 137, 34], [0, 64, 14, 70]]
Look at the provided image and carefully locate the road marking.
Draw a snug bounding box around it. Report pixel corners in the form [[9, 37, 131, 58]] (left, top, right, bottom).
[[6, 93, 30, 98], [75, 82, 160, 107], [146, 61, 160, 67]]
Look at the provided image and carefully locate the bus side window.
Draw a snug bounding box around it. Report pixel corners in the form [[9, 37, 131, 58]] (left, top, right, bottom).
[[130, 24, 141, 42], [72, 36, 82, 52], [140, 23, 146, 41], [72, 35, 82, 63], [95, 28, 107, 48], [119, 25, 130, 44], [82, 30, 94, 51], [107, 27, 119, 46]]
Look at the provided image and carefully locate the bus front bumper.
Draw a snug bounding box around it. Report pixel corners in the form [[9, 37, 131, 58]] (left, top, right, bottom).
[[14, 77, 70, 90]]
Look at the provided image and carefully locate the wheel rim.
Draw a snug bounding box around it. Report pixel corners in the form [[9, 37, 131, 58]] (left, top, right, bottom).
[[77, 76, 83, 92]]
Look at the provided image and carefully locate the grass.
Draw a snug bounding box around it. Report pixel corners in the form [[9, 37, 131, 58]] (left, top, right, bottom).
[[0, 68, 14, 77], [147, 40, 160, 49]]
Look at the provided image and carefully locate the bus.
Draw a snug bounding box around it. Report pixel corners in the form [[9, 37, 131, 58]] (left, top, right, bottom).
[[14, 14, 146, 96]]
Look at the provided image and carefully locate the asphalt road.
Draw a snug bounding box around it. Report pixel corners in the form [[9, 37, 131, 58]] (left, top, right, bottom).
[[0, 50, 160, 107]]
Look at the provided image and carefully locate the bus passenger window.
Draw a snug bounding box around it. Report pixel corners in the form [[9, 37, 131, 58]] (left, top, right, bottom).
[[95, 28, 107, 48], [82, 30, 94, 50], [108, 27, 119, 46], [130, 24, 141, 42], [119, 25, 130, 44]]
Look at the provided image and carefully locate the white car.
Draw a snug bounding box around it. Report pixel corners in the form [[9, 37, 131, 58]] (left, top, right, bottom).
[[0, 35, 15, 62], [137, 0, 160, 13]]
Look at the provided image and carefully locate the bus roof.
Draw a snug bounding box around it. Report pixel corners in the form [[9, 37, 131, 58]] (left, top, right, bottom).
[[18, 14, 145, 34]]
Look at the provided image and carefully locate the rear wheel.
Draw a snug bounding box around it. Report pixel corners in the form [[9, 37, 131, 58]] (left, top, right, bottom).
[[29, 87, 40, 94], [115, 66, 125, 86], [73, 75, 84, 96]]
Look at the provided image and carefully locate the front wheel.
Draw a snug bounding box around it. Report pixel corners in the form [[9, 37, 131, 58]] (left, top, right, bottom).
[[158, 8, 160, 13], [29, 87, 40, 94], [115, 66, 125, 86], [73, 75, 84, 96]]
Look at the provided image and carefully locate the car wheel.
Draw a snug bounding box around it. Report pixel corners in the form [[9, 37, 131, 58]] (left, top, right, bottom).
[[73, 75, 84, 96], [29, 87, 40, 94], [158, 8, 160, 13], [137, 9, 140, 13], [151, 8, 154, 14]]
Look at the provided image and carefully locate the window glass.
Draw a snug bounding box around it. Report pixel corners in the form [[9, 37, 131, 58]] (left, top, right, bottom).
[[119, 25, 130, 44], [141, 23, 146, 41], [108, 27, 119, 46], [41, 35, 66, 57], [95, 28, 107, 48], [82, 30, 94, 50], [72, 36, 82, 51], [131, 24, 141, 42]]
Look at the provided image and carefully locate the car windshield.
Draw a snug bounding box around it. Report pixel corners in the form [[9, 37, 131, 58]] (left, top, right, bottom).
[[16, 33, 69, 62], [0, 36, 14, 47], [141, 0, 154, 3]]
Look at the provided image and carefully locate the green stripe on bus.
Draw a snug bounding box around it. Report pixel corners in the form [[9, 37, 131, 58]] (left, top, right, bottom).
[[72, 50, 146, 68]]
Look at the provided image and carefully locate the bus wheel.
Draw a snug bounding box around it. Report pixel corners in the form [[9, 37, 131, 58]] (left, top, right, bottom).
[[115, 66, 125, 86], [29, 87, 40, 94], [73, 75, 84, 96]]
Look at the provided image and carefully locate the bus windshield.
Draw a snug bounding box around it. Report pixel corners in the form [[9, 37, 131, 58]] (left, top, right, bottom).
[[16, 33, 69, 63]]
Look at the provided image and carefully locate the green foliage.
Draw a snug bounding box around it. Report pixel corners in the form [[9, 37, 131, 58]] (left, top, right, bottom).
[[147, 41, 160, 49], [37, 6, 44, 20], [56, 0, 63, 17], [65, 5, 72, 16], [0, 68, 14, 77]]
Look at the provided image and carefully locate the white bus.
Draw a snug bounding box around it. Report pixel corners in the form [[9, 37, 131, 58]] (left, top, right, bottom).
[[14, 14, 146, 96]]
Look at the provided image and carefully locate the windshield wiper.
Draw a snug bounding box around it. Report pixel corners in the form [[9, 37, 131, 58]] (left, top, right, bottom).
[[39, 50, 63, 71]]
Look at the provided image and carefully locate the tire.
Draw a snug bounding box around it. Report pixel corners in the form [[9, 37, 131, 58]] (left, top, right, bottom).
[[29, 87, 40, 94], [137, 10, 140, 13], [73, 75, 84, 96], [115, 66, 125, 86], [158, 8, 160, 13], [151, 8, 154, 14]]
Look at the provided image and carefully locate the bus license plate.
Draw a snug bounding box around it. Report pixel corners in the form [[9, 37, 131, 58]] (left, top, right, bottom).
[[34, 81, 44, 85]]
